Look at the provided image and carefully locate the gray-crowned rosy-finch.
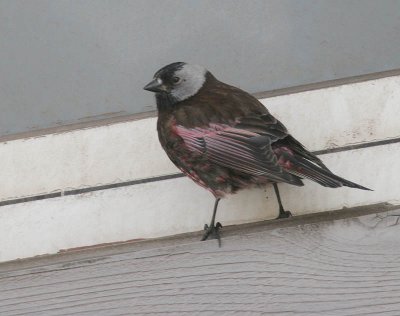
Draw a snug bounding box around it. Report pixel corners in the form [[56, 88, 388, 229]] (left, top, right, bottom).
[[144, 62, 370, 244]]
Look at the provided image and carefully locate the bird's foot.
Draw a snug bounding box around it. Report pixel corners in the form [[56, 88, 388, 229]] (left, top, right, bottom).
[[277, 208, 292, 219], [201, 222, 222, 246]]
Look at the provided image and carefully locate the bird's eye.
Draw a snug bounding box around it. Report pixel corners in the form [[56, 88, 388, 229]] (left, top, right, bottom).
[[172, 76, 181, 84]]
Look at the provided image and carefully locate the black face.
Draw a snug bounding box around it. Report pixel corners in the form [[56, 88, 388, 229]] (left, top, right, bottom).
[[144, 62, 186, 93], [154, 62, 185, 84], [154, 62, 186, 92]]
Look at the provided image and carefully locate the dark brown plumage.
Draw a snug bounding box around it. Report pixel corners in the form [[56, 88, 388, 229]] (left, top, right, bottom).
[[144, 62, 370, 243]]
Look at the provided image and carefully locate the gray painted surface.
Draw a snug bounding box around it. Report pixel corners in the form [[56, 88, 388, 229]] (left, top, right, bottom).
[[1, 206, 400, 315], [1, 0, 400, 136]]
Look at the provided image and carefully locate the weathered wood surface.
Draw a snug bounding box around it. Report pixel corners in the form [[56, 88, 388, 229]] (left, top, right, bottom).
[[1, 205, 400, 316]]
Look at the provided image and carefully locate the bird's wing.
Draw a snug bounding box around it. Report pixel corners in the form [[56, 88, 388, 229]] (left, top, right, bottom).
[[235, 113, 330, 171], [174, 119, 302, 185], [234, 114, 370, 190]]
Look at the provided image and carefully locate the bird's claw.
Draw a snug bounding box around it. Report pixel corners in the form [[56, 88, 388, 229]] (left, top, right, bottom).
[[277, 209, 292, 219], [201, 222, 222, 247]]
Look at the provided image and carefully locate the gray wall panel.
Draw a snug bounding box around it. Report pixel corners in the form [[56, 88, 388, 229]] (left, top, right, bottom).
[[1, 0, 400, 136]]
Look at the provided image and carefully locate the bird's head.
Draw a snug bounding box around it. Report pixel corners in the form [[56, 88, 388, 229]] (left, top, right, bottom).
[[143, 62, 208, 102]]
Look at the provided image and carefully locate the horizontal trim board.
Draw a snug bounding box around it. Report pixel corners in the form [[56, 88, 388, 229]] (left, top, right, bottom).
[[0, 111, 157, 143], [1, 72, 399, 204], [1, 136, 398, 208], [1, 68, 399, 143], [0, 142, 398, 262], [253, 68, 400, 99]]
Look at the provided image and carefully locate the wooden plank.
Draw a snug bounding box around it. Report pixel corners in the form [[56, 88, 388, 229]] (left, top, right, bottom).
[[1, 205, 400, 315]]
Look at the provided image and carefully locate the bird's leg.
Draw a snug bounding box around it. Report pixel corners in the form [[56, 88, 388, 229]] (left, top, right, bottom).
[[273, 183, 292, 219], [201, 198, 222, 246]]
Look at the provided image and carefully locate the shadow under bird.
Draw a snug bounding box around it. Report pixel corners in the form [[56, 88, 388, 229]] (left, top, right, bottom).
[[144, 62, 371, 244]]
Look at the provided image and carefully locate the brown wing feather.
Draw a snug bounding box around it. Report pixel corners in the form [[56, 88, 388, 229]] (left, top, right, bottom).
[[174, 123, 304, 186]]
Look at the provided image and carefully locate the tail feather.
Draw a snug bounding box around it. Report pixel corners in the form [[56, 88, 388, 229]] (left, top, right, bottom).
[[281, 136, 331, 171], [286, 154, 372, 191]]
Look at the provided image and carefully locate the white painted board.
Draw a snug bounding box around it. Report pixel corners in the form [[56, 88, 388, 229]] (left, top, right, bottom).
[[1, 75, 399, 202], [0, 143, 398, 262]]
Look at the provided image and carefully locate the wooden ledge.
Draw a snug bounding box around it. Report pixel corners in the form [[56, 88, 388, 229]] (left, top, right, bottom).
[[1, 202, 400, 315], [1, 202, 397, 273]]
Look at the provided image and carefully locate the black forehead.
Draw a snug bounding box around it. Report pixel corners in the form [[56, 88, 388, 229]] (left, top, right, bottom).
[[154, 62, 186, 78]]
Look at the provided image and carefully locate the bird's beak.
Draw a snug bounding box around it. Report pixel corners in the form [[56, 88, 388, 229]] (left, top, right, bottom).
[[143, 79, 165, 93]]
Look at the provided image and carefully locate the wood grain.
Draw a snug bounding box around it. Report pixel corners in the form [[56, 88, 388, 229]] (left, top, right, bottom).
[[1, 208, 400, 315]]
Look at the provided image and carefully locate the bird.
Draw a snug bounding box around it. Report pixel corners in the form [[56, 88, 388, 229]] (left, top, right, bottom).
[[143, 62, 371, 244]]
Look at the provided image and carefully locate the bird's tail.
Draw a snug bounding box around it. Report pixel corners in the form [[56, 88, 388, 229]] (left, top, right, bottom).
[[284, 153, 372, 191]]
